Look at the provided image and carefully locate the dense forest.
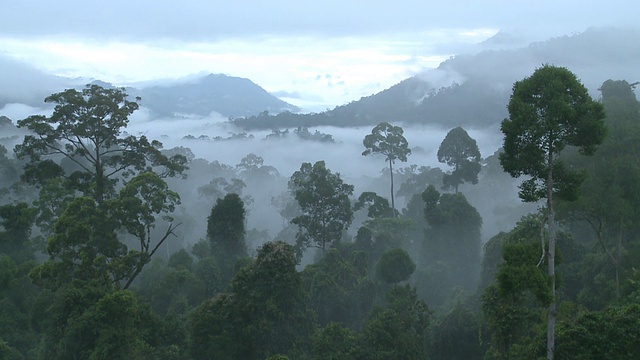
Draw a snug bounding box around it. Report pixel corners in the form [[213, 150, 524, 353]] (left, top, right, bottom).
[[1, 66, 639, 360]]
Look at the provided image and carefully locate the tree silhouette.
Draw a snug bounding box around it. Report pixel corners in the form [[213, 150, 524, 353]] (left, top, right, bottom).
[[362, 122, 411, 216]]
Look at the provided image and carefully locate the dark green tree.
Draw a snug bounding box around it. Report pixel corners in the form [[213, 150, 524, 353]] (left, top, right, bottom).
[[375, 248, 416, 285], [312, 322, 361, 360], [499, 65, 607, 359], [115, 172, 181, 289], [555, 304, 640, 359], [15, 84, 187, 205], [34, 286, 180, 360], [354, 191, 395, 219], [189, 242, 315, 360], [0, 204, 40, 358], [560, 80, 640, 303], [422, 185, 482, 292], [207, 193, 247, 286], [30, 171, 181, 291], [363, 285, 430, 360], [437, 126, 481, 193], [430, 301, 487, 360], [0, 202, 38, 263], [16, 85, 187, 291], [362, 122, 411, 215], [289, 161, 354, 255], [482, 215, 555, 359], [302, 248, 373, 329]]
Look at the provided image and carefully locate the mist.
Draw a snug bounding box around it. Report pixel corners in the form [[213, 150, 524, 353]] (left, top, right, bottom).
[[128, 111, 502, 179], [121, 109, 516, 256]]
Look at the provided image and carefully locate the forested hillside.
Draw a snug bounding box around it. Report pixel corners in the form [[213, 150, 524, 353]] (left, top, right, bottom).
[[1, 67, 640, 359], [232, 27, 640, 130]]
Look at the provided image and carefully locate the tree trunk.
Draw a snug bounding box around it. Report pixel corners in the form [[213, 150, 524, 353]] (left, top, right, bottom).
[[389, 158, 395, 217], [546, 154, 556, 360], [616, 220, 623, 298]]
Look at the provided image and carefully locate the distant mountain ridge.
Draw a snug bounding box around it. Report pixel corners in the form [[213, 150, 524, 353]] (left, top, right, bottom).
[[0, 67, 299, 119], [2, 27, 638, 127], [127, 74, 299, 118], [232, 27, 640, 130]]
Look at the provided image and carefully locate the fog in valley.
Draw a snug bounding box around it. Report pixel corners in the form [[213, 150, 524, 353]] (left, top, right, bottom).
[[121, 112, 514, 249]]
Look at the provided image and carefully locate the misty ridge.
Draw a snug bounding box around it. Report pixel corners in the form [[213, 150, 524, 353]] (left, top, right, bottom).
[[2, 23, 640, 360]]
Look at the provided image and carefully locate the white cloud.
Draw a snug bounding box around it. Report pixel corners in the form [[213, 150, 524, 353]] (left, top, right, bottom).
[[0, 33, 471, 109], [1, 1, 638, 110]]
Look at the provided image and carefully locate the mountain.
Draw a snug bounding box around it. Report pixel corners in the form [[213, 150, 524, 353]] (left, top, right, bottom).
[[127, 74, 299, 118], [0, 56, 86, 110], [232, 27, 640, 130], [0, 61, 299, 119]]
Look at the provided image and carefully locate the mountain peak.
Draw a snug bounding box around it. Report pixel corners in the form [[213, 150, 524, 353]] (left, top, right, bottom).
[[128, 73, 299, 118]]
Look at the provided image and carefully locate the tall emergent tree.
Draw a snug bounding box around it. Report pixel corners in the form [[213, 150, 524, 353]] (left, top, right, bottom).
[[437, 126, 481, 193], [289, 161, 354, 256], [16, 84, 186, 205], [207, 193, 247, 284], [499, 65, 606, 359], [15, 84, 188, 289], [362, 122, 411, 216]]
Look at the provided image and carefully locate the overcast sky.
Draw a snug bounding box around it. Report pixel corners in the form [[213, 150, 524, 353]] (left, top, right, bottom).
[[1, 1, 638, 110]]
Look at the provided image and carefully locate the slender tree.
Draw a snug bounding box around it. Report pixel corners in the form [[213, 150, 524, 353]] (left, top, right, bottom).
[[362, 122, 411, 216], [499, 65, 606, 359], [437, 126, 481, 193]]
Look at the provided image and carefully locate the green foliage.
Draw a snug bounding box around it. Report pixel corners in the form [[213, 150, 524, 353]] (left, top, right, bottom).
[[290, 161, 354, 255], [430, 301, 487, 360], [136, 257, 204, 317], [198, 176, 247, 200], [312, 322, 361, 360], [189, 294, 237, 360], [14, 85, 188, 294], [362, 285, 430, 360], [559, 80, 640, 306], [354, 191, 394, 218], [189, 242, 315, 360], [396, 165, 444, 202], [421, 185, 482, 292], [362, 122, 411, 213], [33, 281, 170, 359], [499, 65, 606, 203], [266, 356, 290, 360], [302, 248, 373, 329], [555, 304, 640, 359], [30, 197, 124, 290], [34, 287, 179, 360], [375, 248, 416, 284], [481, 214, 553, 358], [499, 65, 607, 358], [207, 193, 247, 259], [0, 202, 38, 263], [479, 232, 507, 290], [437, 126, 482, 193], [15, 84, 187, 204], [362, 122, 411, 163], [207, 193, 247, 286], [0, 297, 36, 359]]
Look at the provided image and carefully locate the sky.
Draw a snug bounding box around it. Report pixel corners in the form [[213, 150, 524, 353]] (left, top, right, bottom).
[[1, 1, 638, 111]]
